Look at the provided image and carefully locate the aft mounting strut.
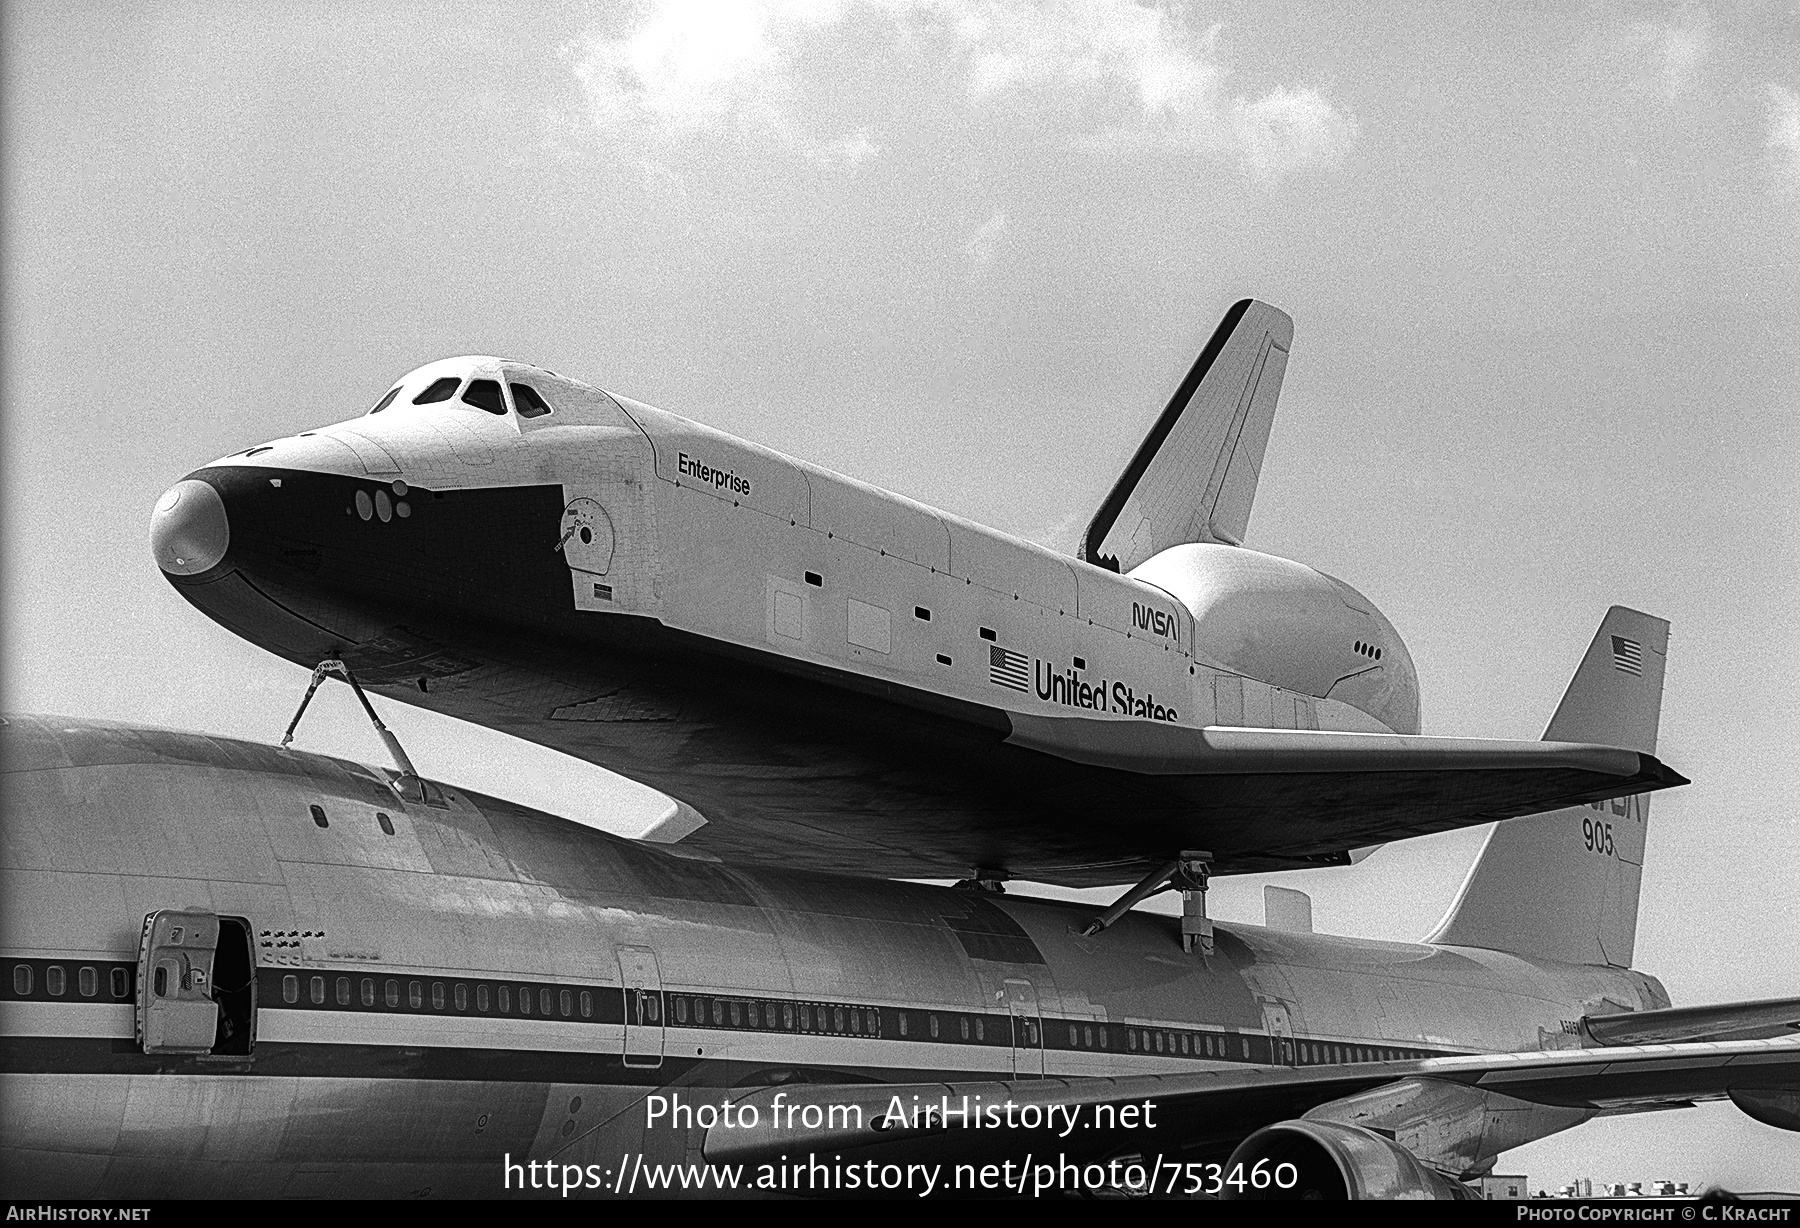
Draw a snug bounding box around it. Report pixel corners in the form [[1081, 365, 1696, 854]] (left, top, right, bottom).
[[952, 868, 1011, 894], [1081, 850, 1214, 955]]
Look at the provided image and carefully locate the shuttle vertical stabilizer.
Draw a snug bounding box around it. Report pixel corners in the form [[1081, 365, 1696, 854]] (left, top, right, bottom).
[[1083, 299, 1293, 571]]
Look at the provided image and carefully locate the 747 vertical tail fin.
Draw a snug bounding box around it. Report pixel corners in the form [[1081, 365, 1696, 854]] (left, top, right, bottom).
[[1428, 607, 1670, 968]]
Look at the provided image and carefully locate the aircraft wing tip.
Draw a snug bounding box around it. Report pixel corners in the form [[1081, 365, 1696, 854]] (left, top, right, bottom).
[[1641, 753, 1689, 789]]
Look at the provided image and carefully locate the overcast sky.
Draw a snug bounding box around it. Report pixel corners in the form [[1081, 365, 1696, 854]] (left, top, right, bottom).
[[5, 0, 1797, 1192]]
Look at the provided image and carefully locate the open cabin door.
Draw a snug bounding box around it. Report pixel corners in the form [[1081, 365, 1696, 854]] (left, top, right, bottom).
[[136, 910, 256, 1056], [617, 946, 664, 1068]]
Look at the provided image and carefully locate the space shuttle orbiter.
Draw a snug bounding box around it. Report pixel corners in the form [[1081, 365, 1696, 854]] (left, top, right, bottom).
[[149, 300, 1683, 885]]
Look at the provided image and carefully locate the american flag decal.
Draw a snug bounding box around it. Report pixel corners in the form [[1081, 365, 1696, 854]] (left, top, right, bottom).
[[1611, 636, 1643, 676], [989, 645, 1030, 692]]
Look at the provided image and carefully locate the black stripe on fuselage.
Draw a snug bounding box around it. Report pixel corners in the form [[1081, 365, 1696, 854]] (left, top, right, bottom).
[[0, 1035, 718, 1085], [2, 956, 1442, 1071], [5, 957, 135, 1004]]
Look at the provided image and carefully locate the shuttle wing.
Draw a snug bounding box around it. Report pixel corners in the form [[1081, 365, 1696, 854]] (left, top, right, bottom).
[[1004, 718, 1667, 781], [341, 626, 1682, 886], [651, 713, 1685, 885]]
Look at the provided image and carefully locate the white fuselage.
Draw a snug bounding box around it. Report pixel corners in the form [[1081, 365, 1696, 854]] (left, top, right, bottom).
[[207, 356, 1421, 739], [0, 716, 1664, 1198]]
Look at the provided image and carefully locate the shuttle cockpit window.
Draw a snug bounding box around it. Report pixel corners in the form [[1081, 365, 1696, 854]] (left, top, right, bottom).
[[461, 379, 506, 415], [413, 376, 461, 405], [511, 382, 553, 418], [367, 386, 401, 415]]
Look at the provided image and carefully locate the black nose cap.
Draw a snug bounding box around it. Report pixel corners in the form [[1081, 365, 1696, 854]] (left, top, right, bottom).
[[151, 479, 230, 575]]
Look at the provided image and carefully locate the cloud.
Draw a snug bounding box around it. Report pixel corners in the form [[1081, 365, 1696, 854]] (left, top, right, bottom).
[[562, 0, 856, 160], [808, 126, 879, 168], [954, 1, 1225, 122], [560, 0, 1357, 183], [943, 0, 1358, 175], [1631, 5, 1710, 99], [1231, 86, 1358, 183], [963, 206, 1008, 267], [1766, 83, 1800, 196], [566, 1, 795, 132]]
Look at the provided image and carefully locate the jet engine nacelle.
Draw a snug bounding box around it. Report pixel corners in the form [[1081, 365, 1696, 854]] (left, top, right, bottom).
[[1129, 543, 1421, 734], [1220, 1119, 1476, 1201]]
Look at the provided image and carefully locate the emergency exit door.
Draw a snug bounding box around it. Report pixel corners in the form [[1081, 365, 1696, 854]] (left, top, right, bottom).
[[1261, 998, 1296, 1067], [1005, 979, 1044, 1078], [136, 909, 256, 1056], [617, 946, 664, 1068]]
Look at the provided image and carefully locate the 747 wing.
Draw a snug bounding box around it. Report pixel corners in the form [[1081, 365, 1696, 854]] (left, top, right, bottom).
[[701, 1034, 1799, 1198]]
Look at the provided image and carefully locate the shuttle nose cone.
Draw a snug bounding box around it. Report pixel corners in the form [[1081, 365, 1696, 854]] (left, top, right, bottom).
[[151, 479, 230, 575]]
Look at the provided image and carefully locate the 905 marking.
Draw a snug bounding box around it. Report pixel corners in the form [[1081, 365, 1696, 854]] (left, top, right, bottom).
[[1582, 817, 1615, 857]]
